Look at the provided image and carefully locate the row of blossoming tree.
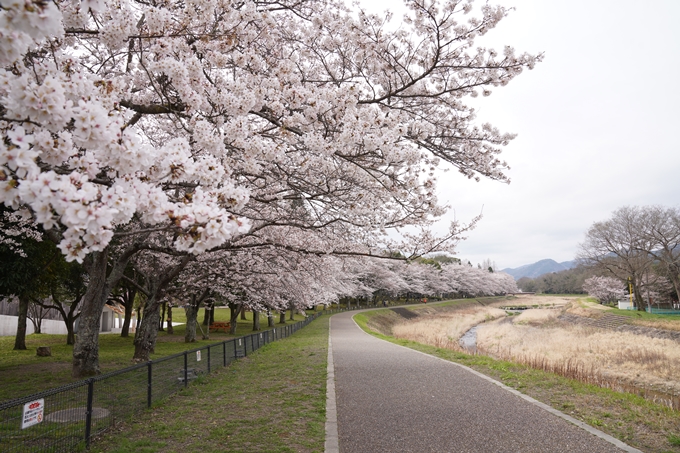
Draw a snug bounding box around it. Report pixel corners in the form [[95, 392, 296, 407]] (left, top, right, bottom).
[[0, 0, 537, 377]]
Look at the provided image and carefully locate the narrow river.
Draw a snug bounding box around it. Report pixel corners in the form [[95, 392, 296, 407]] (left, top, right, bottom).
[[458, 326, 477, 353]]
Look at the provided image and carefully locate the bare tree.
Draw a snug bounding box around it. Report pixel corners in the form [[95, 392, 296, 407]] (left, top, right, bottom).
[[634, 206, 680, 303], [578, 207, 654, 309]]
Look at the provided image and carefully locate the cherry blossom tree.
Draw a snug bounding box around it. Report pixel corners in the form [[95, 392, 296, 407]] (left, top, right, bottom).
[[1, 0, 539, 375], [582, 276, 626, 304], [441, 262, 516, 297], [0, 208, 54, 349]]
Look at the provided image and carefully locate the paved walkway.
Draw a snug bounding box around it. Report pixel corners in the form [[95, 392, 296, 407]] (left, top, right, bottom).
[[326, 311, 640, 453]]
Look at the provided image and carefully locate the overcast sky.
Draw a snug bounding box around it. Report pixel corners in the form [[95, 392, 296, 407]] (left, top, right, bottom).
[[362, 0, 680, 269]]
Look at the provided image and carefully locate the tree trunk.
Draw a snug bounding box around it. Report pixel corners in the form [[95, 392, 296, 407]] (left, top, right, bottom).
[[279, 310, 286, 324], [28, 305, 42, 334], [132, 256, 191, 362], [47, 291, 81, 345], [72, 250, 108, 377], [229, 303, 240, 335], [267, 309, 274, 327], [184, 302, 198, 343], [632, 277, 645, 310], [133, 295, 162, 361], [166, 305, 174, 335], [667, 263, 680, 304], [252, 309, 260, 331], [32, 318, 42, 334], [66, 319, 76, 346], [73, 245, 139, 378], [135, 304, 142, 331], [202, 304, 210, 325], [121, 289, 135, 338], [289, 300, 295, 321], [13, 294, 29, 350], [159, 302, 166, 331], [240, 305, 247, 320]]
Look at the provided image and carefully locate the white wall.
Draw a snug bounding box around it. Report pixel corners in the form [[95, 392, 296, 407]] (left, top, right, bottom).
[[618, 300, 634, 310], [0, 315, 69, 336]]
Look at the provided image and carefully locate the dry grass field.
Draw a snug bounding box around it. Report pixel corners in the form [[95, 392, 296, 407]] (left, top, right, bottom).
[[390, 295, 680, 409], [476, 313, 680, 397], [391, 305, 507, 349]]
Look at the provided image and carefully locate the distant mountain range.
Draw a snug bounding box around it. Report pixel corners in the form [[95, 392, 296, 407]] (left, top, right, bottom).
[[501, 259, 578, 281]]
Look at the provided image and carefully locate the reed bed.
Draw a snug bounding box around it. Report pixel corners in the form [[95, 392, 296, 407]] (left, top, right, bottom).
[[637, 319, 680, 332], [565, 299, 615, 318], [476, 314, 680, 410], [388, 299, 680, 410], [500, 294, 574, 309], [391, 306, 506, 350], [511, 308, 561, 324]]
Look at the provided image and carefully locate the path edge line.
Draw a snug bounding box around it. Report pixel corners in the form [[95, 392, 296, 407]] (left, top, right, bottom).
[[325, 316, 339, 453]]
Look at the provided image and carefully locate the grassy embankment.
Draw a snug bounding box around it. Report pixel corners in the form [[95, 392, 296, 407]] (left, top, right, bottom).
[[354, 297, 680, 453], [0, 308, 312, 401], [89, 315, 329, 453]]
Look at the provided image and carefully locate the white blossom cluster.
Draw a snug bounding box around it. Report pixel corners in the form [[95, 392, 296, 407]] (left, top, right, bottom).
[[338, 258, 518, 302], [0, 0, 251, 261], [1, 0, 540, 270], [582, 276, 626, 304], [0, 210, 41, 257], [0, 0, 63, 65]]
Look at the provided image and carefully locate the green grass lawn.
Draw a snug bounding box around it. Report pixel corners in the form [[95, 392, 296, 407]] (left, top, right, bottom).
[[0, 308, 314, 402], [90, 316, 329, 453], [607, 306, 679, 320]]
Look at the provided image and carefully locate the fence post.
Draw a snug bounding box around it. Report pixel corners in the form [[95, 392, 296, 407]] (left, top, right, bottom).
[[233, 339, 238, 359], [147, 361, 153, 408], [85, 378, 94, 448], [223, 341, 227, 367], [183, 351, 188, 388], [207, 346, 211, 373]]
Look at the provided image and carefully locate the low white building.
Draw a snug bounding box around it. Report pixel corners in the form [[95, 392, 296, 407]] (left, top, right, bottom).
[[102, 302, 136, 334], [617, 298, 635, 310], [0, 302, 136, 336]]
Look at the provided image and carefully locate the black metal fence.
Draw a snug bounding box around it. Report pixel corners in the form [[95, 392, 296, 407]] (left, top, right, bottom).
[[0, 313, 327, 453]]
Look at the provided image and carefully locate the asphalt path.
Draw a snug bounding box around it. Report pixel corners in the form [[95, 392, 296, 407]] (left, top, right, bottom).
[[326, 311, 641, 453]]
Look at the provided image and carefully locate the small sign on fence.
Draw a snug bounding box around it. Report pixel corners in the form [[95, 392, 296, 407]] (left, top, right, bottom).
[[21, 399, 44, 429], [196, 351, 201, 361]]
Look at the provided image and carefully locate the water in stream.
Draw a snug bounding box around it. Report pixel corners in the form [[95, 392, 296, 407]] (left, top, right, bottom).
[[459, 326, 478, 353]]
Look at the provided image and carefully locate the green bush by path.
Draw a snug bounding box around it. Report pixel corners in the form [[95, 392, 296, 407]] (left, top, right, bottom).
[[90, 316, 329, 453]]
